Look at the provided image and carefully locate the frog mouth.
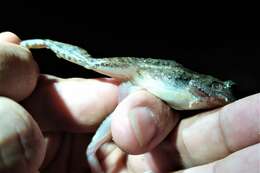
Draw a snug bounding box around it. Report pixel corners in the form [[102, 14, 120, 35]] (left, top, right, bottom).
[[190, 87, 233, 106]]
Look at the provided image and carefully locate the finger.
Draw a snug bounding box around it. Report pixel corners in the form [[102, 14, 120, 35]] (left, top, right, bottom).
[[111, 90, 180, 154], [173, 143, 259, 173], [172, 93, 260, 168], [0, 31, 21, 44], [40, 133, 90, 173], [0, 97, 46, 173], [0, 36, 39, 101], [22, 75, 120, 132]]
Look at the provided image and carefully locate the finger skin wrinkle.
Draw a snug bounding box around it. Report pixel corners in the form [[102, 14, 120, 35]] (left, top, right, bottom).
[[217, 108, 233, 154], [180, 129, 195, 167], [0, 130, 26, 170], [15, 107, 34, 161], [14, 103, 37, 169], [0, 130, 31, 171], [179, 108, 236, 167], [0, 145, 8, 169], [15, 124, 30, 167], [0, 125, 30, 170], [220, 94, 260, 151]]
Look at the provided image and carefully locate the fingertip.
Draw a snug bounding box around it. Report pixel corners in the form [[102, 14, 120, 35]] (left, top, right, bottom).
[[0, 31, 21, 44], [112, 105, 158, 154], [112, 90, 179, 154], [111, 104, 140, 154], [0, 97, 46, 172], [0, 42, 39, 101]]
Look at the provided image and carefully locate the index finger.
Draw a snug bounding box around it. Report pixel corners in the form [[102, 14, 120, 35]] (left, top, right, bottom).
[[22, 75, 120, 132], [172, 93, 260, 168]]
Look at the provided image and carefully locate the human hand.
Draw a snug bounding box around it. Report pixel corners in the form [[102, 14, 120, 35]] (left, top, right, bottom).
[[106, 90, 259, 173], [0, 32, 259, 173], [0, 32, 120, 173]]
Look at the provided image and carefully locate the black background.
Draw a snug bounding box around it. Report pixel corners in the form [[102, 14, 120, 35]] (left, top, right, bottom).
[[1, 5, 259, 99]]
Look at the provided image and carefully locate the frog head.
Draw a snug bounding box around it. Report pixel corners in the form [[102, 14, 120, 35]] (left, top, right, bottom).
[[188, 75, 236, 109]]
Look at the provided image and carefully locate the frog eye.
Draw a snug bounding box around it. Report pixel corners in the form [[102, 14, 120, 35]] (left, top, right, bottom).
[[211, 82, 223, 90]]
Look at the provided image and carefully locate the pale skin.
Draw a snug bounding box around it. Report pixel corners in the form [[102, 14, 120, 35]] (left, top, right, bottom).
[[0, 32, 259, 173]]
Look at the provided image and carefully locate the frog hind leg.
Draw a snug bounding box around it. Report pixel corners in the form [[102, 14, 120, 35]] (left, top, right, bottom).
[[87, 114, 112, 173], [87, 82, 142, 172], [20, 39, 94, 68]]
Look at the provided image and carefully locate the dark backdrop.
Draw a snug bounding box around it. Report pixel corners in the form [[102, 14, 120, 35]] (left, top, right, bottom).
[[1, 6, 259, 99]]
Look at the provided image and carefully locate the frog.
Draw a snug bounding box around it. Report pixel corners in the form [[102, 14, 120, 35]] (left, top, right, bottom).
[[20, 39, 235, 173]]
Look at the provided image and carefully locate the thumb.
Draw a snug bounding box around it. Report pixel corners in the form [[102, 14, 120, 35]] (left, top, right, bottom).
[[111, 90, 179, 154], [0, 97, 46, 173]]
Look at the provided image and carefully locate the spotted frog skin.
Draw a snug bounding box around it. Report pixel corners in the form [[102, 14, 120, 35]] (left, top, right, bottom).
[[20, 39, 235, 173]]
